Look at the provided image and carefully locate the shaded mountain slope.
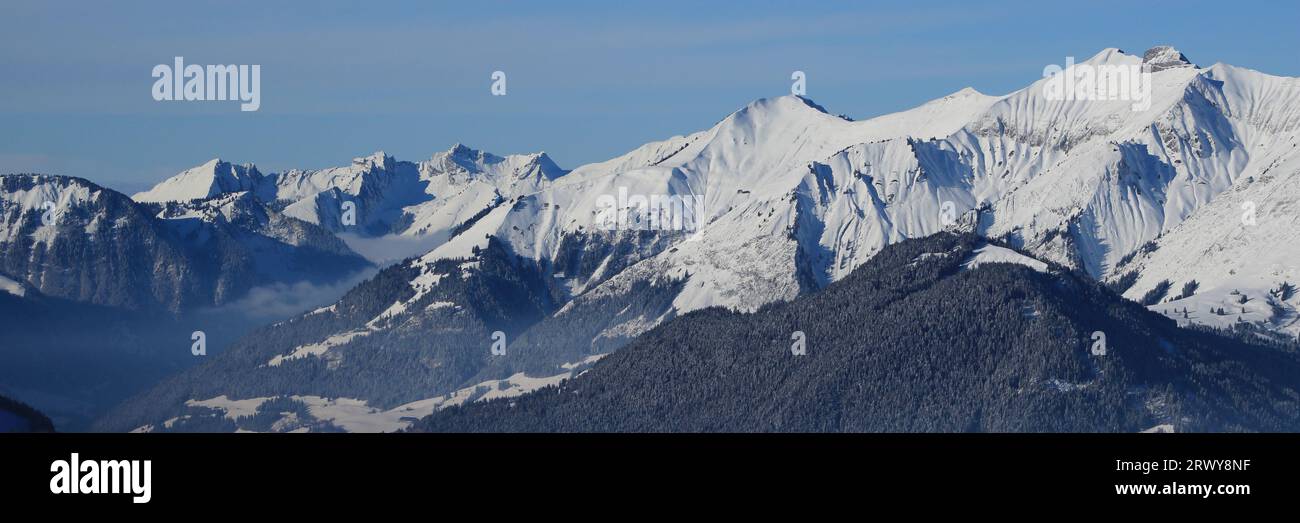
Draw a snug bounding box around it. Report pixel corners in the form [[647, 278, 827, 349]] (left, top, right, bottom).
[[0, 394, 54, 433], [415, 233, 1300, 432]]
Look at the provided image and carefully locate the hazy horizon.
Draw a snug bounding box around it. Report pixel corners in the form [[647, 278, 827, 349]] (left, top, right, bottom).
[[4, 0, 1299, 193]]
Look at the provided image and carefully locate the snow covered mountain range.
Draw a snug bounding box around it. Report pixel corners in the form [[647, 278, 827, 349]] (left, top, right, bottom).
[[0, 174, 369, 312], [133, 146, 564, 250], [0, 171, 376, 428], [68, 45, 1300, 431]]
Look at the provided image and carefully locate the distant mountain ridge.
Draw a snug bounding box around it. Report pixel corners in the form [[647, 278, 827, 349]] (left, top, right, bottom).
[[133, 46, 1300, 336], [96, 45, 1300, 432], [134, 145, 566, 241], [0, 393, 54, 433], [0, 173, 370, 312], [0, 173, 374, 430]]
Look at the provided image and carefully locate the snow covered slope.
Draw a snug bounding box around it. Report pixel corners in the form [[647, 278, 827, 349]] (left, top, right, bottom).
[[110, 44, 1300, 432], [133, 159, 265, 203], [962, 244, 1049, 273], [1104, 63, 1300, 337], [0, 173, 369, 312], [435, 46, 1300, 337], [149, 191, 372, 286], [543, 46, 1297, 338], [136, 145, 566, 259], [0, 273, 26, 297]]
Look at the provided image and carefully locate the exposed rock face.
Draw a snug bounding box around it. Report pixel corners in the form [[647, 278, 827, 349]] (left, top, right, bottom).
[[1143, 45, 1193, 72]]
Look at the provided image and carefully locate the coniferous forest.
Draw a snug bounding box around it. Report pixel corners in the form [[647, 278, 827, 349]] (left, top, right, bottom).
[[415, 234, 1300, 432]]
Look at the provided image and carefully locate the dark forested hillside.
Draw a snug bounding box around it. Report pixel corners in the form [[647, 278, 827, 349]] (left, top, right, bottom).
[[0, 393, 55, 432], [94, 226, 692, 433], [414, 233, 1300, 433], [91, 238, 563, 432], [0, 283, 211, 431]]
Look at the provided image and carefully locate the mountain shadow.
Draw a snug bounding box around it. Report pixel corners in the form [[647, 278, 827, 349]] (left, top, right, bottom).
[[414, 233, 1300, 432]]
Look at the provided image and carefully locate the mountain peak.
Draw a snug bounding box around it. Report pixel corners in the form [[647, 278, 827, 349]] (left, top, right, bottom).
[[524, 150, 554, 164], [936, 87, 993, 102], [1142, 45, 1194, 71], [199, 157, 261, 174], [1081, 47, 1134, 66], [352, 151, 394, 171], [133, 158, 263, 203], [446, 143, 477, 157], [524, 151, 565, 180], [738, 94, 837, 123], [792, 95, 832, 114]]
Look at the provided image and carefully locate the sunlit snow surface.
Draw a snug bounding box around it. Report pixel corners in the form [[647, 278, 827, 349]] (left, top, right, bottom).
[[961, 245, 1049, 273], [138, 356, 606, 433], [0, 274, 25, 297], [118, 45, 1300, 431]]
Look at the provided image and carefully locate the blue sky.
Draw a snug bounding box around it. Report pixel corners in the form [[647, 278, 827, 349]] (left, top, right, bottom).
[[3, 0, 1298, 193]]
